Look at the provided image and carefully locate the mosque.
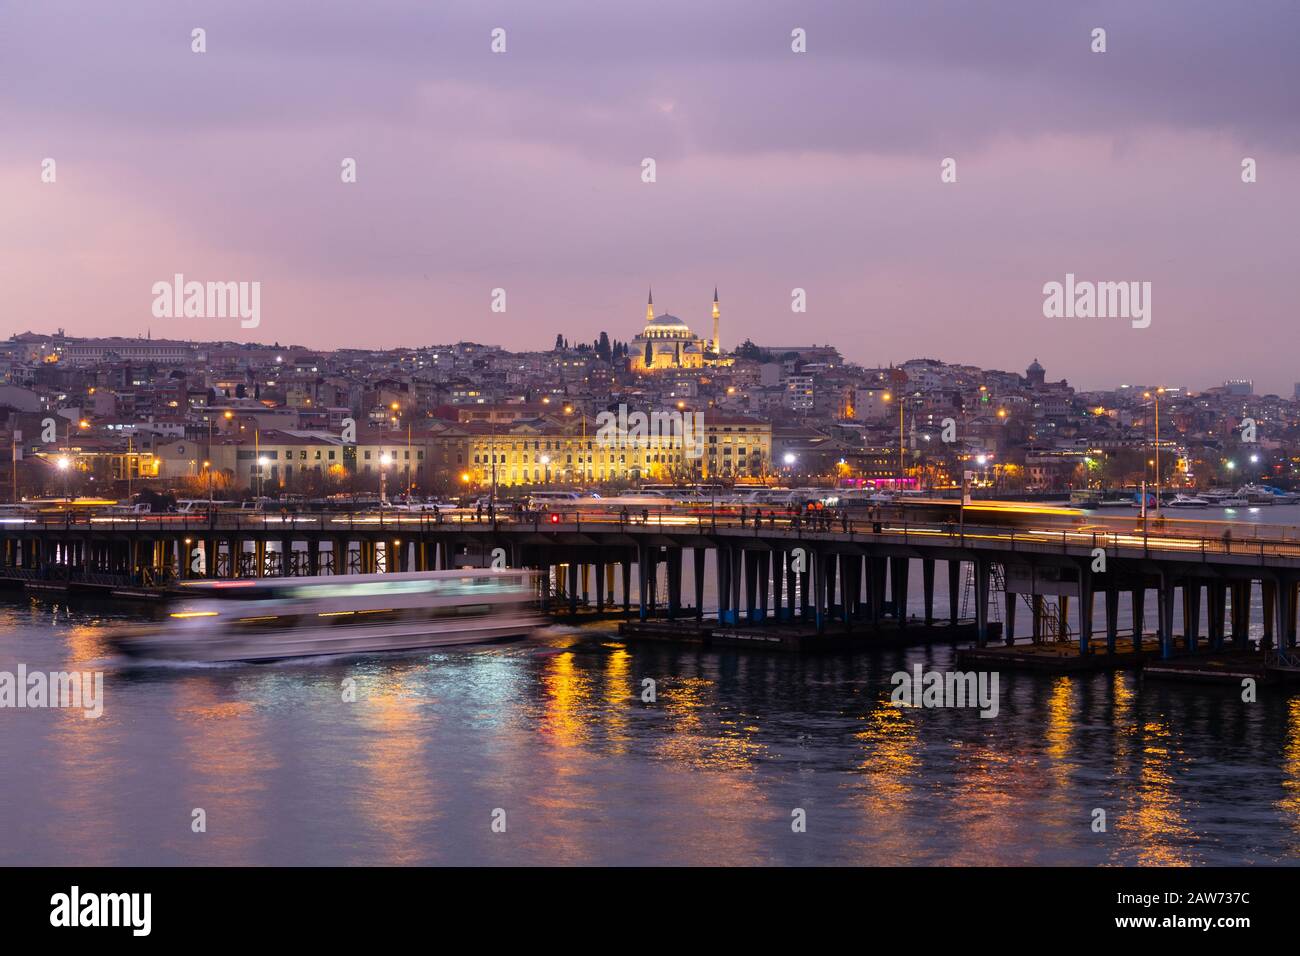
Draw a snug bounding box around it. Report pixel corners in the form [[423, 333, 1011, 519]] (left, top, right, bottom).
[[629, 289, 723, 372]]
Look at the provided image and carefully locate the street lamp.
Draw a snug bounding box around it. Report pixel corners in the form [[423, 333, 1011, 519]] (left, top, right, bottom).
[[1143, 387, 1166, 512], [57, 455, 71, 500], [379, 453, 392, 505]]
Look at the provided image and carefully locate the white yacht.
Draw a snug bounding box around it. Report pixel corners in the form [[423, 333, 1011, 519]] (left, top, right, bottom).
[[1203, 490, 1248, 507], [1239, 484, 1279, 505], [1166, 494, 1211, 508], [109, 569, 543, 663]]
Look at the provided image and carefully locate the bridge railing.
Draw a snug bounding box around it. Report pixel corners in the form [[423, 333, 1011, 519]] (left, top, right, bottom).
[[6, 508, 1300, 561]]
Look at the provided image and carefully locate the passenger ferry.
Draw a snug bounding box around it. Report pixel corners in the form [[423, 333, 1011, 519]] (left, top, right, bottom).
[[109, 569, 543, 663]]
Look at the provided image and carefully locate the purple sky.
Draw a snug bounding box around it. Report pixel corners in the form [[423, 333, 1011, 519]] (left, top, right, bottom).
[[3, 1, 1298, 392]]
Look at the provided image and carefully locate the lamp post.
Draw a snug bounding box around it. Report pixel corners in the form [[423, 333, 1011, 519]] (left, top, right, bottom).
[[256, 456, 268, 498], [1144, 387, 1165, 513], [57, 455, 71, 500], [379, 453, 391, 506]]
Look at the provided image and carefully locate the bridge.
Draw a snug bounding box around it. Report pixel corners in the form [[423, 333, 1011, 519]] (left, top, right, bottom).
[[4, 506, 1300, 666]]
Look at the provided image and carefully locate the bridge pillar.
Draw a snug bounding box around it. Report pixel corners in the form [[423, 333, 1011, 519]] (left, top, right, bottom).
[[714, 545, 728, 624], [823, 553, 837, 623], [922, 559, 935, 626], [1182, 582, 1202, 652], [1230, 581, 1249, 648], [870, 557, 886, 627], [757, 551, 770, 623], [1207, 582, 1225, 651], [1105, 584, 1119, 655], [974, 559, 990, 646], [595, 561, 606, 613], [693, 549, 705, 620], [667, 550, 682, 620], [1279, 577, 1297, 650], [799, 551, 811, 623], [569, 561, 581, 617], [1158, 576, 1176, 659], [1131, 587, 1144, 652], [812, 549, 825, 634], [1004, 590, 1017, 645], [947, 559, 961, 627], [744, 549, 759, 623], [1057, 595, 1070, 643], [1077, 569, 1093, 656], [730, 547, 743, 625], [1274, 580, 1294, 655], [771, 549, 784, 622], [837, 554, 851, 631], [890, 557, 909, 627], [622, 559, 632, 617], [1262, 579, 1276, 651]]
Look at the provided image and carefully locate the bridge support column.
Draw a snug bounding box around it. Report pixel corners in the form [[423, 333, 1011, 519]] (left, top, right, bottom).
[[799, 552, 812, 623], [1077, 569, 1094, 657], [974, 559, 990, 646], [667, 550, 682, 620], [786, 550, 798, 623], [595, 561, 606, 613], [948, 559, 961, 627], [771, 549, 784, 622], [1105, 584, 1119, 655], [812, 550, 825, 634], [922, 559, 935, 626], [730, 548, 743, 626], [1279, 577, 1297, 650], [569, 561, 581, 617], [622, 559, 632, 617], [1158, 576, 1176, 660], [1263, 580, 1276, 651], [1231, 581, 1250, 648], [890, 558, 909, 627], [757, 551, 770, 623], [1057, 595, 1070, 643], [693, 549, 705, 621], [744, 550, 759, 623], [715, 545, 730, 624], [1207, 582, 1225, 651], [823, 553, 837, 623], [1131, 587, 1144, 652], [1004, 590, 1017, 644], [1182, 582, 1201, 652]]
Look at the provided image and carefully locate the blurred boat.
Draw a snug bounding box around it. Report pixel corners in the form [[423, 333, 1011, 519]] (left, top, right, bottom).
[[108, 569, 543, 663]]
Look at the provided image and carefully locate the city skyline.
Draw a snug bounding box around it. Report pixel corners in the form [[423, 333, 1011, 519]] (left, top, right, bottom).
[[4, 1, 1299, 391]]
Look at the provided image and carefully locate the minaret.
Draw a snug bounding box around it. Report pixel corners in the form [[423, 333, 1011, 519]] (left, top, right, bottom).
[[646, 288, 655, 325], [711, 287, 720, 355]]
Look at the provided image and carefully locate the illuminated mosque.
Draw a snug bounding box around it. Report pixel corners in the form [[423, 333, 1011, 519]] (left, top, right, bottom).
[[630, 289, 722, 372]]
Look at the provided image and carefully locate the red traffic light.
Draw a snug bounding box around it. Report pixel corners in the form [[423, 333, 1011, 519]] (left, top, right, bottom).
[[549, 513, 561, 524]]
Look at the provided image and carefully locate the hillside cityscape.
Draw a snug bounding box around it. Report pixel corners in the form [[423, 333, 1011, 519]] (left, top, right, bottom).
[[1, 300, 1289, 502]]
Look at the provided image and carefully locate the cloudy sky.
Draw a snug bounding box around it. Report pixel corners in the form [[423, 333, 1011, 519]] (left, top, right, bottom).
[[3, 1, 1298, 392]]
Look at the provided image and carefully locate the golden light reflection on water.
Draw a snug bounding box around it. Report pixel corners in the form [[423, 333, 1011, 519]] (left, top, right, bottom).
[[1277, 697, 1300, 850], [352, 669, 439, 865], [601, 644, 633, 752], [48, 625, 121, 864], [657, 675, 765, 771], [171, 680, 278, 864], [845, 694, 922, 862], [539, 650, 596, 748], [1112, 713, 1196, 866]]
